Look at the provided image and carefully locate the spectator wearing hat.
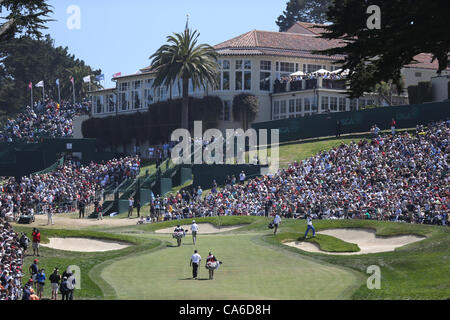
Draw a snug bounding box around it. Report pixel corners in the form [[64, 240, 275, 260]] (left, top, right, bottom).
[[35, 268, 46, 299], [49, 267, 61, 300], [31, 228, 40, 257], [60, 276, 69, 300], [29, 259, 39, 289], [19, 232, 30, 254]]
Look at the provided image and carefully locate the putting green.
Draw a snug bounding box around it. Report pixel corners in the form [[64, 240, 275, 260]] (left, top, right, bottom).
[[100, 233, 364, 300]]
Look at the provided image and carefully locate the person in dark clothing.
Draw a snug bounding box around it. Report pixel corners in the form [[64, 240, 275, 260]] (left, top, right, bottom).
[[336, 120, 342, 138], [135, 200, 141, 218], [22, 283, 31, 300], [29, 259, 39, 289], [60, 277, 69, 300], [49, 268, 61, 300], [19, 232, 30, 253], [78, 199, 85, 219]]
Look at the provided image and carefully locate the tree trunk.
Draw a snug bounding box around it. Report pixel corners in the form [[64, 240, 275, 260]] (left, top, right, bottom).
[[182, 77, 189, 130]]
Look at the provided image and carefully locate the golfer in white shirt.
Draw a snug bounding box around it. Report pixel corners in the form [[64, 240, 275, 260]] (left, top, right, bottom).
[[46, 206, 54, 225], [304, 216, 316, 238], [190, 250, 202, 280], [191, 220, 199, 245], [273, 214, 281, 235]]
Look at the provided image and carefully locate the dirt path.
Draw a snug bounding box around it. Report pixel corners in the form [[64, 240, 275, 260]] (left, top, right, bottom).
[[18, 214, 140, 229], [284, 228, 425, 255]]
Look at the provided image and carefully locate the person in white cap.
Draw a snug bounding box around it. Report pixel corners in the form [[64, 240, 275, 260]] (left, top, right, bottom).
[[191, 220, 199, 245]]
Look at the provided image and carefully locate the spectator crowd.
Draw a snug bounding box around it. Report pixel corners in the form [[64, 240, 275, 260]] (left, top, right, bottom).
[[147, 120, 449, 226], [0, 156, 141, 219], [0, 217, 24, 300], [277, 70, 346, 86], [0, 99, 90, 143]]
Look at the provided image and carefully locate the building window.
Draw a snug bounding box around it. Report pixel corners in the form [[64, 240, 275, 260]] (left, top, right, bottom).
[[273, 101, 280, 120], [235, 60, 251, 91], [311, 96, 318, 113], [144, 79, 154, 108], [218, 60, 230, 91], [330, 97, 338, 111], [118, 82, 129, 111], [321, 96, 329, 111], [296, 98, 302, 114], [280, 62, 296, 73], [339, 97, 346, 111], [107, 94, 116, 113], [358, 98, 366, 108], [96, 96, 103, 114], [304, 98, 310, 111], [132, 91, 141, 109], [132, 80, 142, 109], [276, 61, 298, 79], [306, 64, 322, 73], [260, 61, 271, 71], [220, 100, 232, 121], [260, 61, 271, 91], [280, 100, 287, 115], [289, 99, 295, 114], [350, 99, 357, 111], [415, 72, 422, 77]]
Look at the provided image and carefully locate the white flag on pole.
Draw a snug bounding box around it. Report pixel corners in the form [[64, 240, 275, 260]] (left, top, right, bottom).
[[83, 75, 91, 83], [35, 80, 44, 88]]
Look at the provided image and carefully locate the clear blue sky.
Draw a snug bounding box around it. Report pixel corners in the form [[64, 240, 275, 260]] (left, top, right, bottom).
[[46, 0, 286, 88]]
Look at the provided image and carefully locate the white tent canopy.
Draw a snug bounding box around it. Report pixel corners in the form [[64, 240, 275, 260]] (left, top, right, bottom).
[[331, 68, 350, 75], [313, 69, 330, 74], [290, 71, 305, 76]]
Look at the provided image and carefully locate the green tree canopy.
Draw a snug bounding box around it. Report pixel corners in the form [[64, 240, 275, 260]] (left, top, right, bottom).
[[232, 93, 259, 130], [0, 35, 102, 114], [276, 0, 331, 31], [316, 0, 450, 98], [0, 0, 52, 44]]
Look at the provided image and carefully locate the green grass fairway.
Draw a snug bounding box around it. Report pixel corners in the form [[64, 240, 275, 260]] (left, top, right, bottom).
[[100, 233, 363, 300]]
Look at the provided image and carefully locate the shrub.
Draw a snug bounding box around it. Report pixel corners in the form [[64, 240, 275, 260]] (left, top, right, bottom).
[[82, 96, 222, 147], [232, 93, 259, 129]]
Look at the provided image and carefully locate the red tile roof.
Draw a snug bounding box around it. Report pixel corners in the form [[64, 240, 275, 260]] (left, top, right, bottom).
[[405, 53, 450, 71], [286, 22, 330, 36], [214, 29, 345, 61]]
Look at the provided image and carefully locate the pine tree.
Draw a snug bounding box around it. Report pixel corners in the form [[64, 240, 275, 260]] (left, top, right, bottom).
[[0, 0, 52, 44], [276, 0, 331, 31]]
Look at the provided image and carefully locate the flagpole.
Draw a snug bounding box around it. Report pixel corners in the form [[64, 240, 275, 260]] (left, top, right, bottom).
[[73, 79, 76, 105], [31, 83, 33, 110], [58, 81, 61, 104]]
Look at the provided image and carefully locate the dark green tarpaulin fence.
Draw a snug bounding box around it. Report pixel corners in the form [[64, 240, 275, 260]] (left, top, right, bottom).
[[0, 138, 126, 178], [252, 101, 450, 143], [192, 164, 265, 189]]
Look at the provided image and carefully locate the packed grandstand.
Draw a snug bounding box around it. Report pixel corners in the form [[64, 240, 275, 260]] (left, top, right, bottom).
[[0, 98, 449, 299], [0, 99, 90, 143]]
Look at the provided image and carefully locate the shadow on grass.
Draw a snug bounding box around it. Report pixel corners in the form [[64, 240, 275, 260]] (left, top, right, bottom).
[[179, 278, 211, 281]]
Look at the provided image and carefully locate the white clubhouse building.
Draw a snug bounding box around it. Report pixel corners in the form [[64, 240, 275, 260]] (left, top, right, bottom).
[[84, 22, 450, 134]]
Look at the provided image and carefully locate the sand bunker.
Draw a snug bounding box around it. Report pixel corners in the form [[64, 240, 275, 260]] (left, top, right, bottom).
[[154, 223, 245, 234], [284, 228, 425, 255], [41, 238, 132, 252]]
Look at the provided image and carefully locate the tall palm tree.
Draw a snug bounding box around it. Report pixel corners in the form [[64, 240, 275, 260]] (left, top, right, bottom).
[[150, 29, 219, 130]]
